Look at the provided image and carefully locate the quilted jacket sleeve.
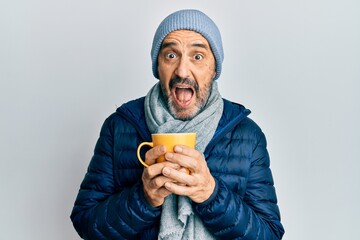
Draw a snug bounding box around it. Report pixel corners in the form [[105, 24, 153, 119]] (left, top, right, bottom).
[[194, 128, 284, 239], [70, 116, 161, 239]]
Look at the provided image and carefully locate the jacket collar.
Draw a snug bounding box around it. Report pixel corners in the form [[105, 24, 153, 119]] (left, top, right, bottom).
[[205, 99, 251, 152], [116, 97, 152, 141]]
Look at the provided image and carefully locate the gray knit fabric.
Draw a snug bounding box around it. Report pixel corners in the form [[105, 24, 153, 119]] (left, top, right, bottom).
[[151, 9, 224, 80], [144, 82, 223, 240], [144, 81, 223, 151]]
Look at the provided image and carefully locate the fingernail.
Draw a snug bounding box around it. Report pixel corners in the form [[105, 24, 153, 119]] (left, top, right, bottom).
[[174, 146, 182, 152], [165, 182, 171, 189], [166, 152, 174, 159], [163, 167, 170, 175]]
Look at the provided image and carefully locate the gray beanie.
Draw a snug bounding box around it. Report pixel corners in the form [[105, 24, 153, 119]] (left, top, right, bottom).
[[151, 9, 224, 80]]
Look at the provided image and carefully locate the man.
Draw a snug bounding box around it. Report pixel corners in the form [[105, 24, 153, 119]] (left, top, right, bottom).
[[71, 9, 284, 239]]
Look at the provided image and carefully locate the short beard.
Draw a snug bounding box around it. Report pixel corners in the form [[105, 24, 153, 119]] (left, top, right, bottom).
[[160, 77, 212, 121]]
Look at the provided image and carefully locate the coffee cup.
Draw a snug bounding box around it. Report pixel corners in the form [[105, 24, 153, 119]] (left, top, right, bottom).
[[136, 132, 196, 168]]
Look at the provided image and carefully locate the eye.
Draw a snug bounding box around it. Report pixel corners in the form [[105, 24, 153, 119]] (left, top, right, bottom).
[[194, 54, 203, 60], [166, 52, 177, 59]]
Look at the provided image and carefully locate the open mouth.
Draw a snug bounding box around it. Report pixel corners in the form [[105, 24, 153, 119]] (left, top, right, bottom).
[[172, 85, 194, 107]]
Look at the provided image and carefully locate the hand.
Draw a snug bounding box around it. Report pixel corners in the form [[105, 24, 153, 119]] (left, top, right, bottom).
[[141, 145, 180, 207], [161, 145, 216, 203]]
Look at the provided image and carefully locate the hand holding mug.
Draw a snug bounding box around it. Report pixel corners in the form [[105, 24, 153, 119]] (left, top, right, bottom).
[[137, 133, 196, 207], [137, 133, 196, 168], [161, 145, 216, 204]]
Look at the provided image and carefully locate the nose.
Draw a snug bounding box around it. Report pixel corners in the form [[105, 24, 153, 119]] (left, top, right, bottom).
[[174, 57, 190, 79]]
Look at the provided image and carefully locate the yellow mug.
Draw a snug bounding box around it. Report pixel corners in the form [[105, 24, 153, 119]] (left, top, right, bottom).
[[136, 133, 196, 168]]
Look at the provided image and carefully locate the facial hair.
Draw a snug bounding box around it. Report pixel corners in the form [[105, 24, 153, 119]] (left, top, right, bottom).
[[160, 77, 212, 121]]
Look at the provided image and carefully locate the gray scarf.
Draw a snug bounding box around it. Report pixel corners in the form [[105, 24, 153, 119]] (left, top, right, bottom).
[[144, 81, 223, 240]]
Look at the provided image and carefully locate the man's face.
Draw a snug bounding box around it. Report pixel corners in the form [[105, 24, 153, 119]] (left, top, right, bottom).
[[157, 30, 216, 120]]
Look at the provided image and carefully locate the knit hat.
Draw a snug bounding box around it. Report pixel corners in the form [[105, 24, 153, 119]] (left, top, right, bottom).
[[151, 9, 224, 80]]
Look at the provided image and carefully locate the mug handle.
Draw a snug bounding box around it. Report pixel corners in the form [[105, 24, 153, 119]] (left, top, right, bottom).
[[137, 142, 153, 168]]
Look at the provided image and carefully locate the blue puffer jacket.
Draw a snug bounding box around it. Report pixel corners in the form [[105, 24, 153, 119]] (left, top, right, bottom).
[[71, 97, 284, 239]]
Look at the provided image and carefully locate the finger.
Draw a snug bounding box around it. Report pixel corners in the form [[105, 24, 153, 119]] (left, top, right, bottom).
[[157, 186, 172, 198], [162, 167, 196, 186], [142, 172, 175, 196], [164, 181, 192, 196], [144, 145, 166, 166], [143, 161, 180, 180], [149, 175, 173, 189], [174, 145, 200, 157], [165, 151, 197, 173], [143, 185, 172, 207], [175, 146, 205, 171]]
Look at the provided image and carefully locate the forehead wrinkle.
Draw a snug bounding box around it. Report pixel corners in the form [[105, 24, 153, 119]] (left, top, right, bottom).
[[161, 41, 209, 51], [161, 41, 177, 50], [191, 43, 209, 50]]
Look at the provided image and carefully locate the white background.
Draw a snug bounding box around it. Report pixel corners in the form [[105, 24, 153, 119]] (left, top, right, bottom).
[[1, 1, 359, 239]]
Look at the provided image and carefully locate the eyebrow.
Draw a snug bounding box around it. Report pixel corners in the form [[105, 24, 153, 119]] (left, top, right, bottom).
[[161, 42, 176, 49], [192, 43, 209, 50], [161, 42, 209, 50]]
